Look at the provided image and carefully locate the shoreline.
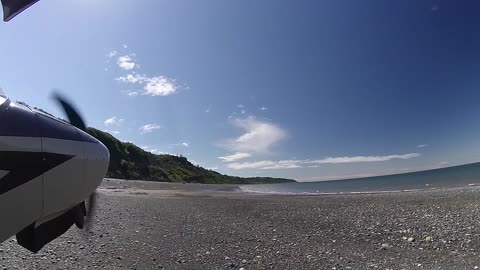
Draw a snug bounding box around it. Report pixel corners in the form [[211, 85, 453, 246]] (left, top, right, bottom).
[[101, 177, 480, 198], [2, 179, 480, 269]]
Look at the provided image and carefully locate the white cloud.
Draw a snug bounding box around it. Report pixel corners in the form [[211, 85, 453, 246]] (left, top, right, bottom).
[[116, 73, 178, 96], [227, 160, 302, 170], [117, 55, 136, 71], [122, 44, 128, 49], [140, 123, 161, 134], [237, 104, 244, 108], [127, 91, 139, 96], [311, 153, 421, 164], [205, 106, 211, 113], [140, 145, 167, 155], [117, 73, 145, 83], [104, 129, 120, 135], [226, 117, 286, 153], [218, 152, 252, 162], [260, 106, 268, 111], [417, 144, 428, 148], [227, 153, 421, 170], [149, 149, 167, 155], [106, 50, 117, 58], [182, 142, 190, 147], [240, 110, 246, 114], [144, 76, 177, 96], [104, 116, 124, 127]]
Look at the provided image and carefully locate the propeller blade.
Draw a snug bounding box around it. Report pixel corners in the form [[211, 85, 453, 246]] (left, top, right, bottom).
[[52, 93, 87, 132], [85, 192, 97, 231]]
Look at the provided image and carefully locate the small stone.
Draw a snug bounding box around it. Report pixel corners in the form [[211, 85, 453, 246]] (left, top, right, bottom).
[[381, 243, 390, 249], [241, 259, 247, 264], [408, 237, 415, 242], [425, 236, 432, 242]]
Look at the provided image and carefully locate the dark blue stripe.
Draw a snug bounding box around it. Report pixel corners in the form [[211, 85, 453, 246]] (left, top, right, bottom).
[[0, 151, 74, 195]]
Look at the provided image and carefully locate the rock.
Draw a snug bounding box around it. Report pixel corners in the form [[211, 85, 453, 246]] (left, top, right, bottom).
[[408, 237, 415, 242], [425, 236, 432, 242], [381, 243, 390, 249]]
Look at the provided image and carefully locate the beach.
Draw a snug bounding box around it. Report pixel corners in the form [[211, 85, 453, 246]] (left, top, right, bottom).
[[2, 179, 480, 269]]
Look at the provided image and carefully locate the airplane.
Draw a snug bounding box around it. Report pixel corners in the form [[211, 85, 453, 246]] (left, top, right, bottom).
[[0, 1, 111, 252]]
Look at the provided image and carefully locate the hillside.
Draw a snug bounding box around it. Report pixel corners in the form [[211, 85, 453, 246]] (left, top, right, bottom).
[[87, 128, 296, 184]]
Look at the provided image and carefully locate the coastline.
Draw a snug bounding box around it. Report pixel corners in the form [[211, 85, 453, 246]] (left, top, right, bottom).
[[2, 179, 480, 269]]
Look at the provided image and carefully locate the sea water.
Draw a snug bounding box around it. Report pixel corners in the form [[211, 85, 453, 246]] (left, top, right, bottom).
[[240, 162, 480, 195]]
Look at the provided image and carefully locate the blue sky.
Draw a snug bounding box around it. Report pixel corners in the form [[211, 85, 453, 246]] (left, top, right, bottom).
[[2, 0, 480, 181]]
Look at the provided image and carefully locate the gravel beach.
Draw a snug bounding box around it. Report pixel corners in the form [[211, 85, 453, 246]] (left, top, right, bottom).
[[3, 179, 480, 269]]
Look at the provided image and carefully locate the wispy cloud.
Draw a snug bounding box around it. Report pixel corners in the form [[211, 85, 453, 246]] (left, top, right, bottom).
[[311, 153, 421, 164], [106, 50, 117, 58], [104, 116, 124, 127], [140, 146, 167, 155], [226, 153, 421, 170], [224, 117, 286, 153], [227, 160, 302, 170], [144, 76, 177, 96], [417, 144, 428, 148], [104, 129, 120, 135], [117, 55, 136, 71], [259, 106, 268, 111], [218, 152, 252, 162], [111, 46, 180, 97], [237, 104, 244, 108], [205, 105, 211, 113], [117, 73, 178, 96], [300, 173, 378, 182], [139, 123, 161, 134], [182, 142, 189, 147]]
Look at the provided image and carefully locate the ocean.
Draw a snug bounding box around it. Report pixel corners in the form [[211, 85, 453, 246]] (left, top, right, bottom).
[[240, 162, 480, 195]]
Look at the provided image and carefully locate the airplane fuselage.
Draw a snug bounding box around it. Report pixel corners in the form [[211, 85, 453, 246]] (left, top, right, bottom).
[[0, 95, 109, 251]]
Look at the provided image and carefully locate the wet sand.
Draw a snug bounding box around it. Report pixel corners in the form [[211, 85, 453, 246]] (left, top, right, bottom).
[[2, 179, 480, 269]]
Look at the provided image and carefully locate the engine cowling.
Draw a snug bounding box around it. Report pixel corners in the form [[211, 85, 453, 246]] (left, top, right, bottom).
[[0, 97, 109, 251]]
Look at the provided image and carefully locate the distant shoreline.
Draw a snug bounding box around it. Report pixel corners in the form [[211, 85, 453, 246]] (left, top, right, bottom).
[[4, 177, 480, 269], [101, 178, 480, 197]]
